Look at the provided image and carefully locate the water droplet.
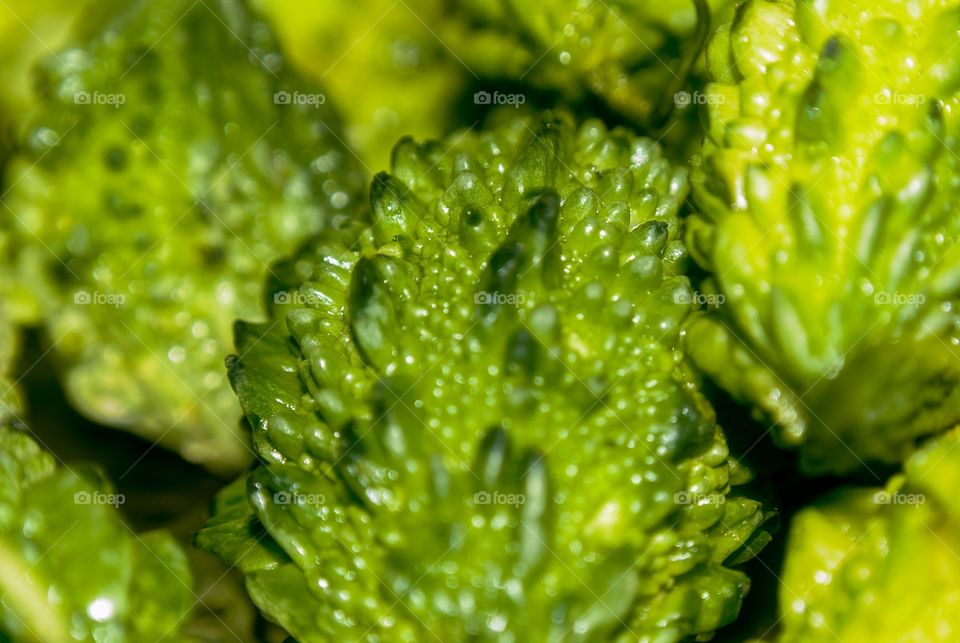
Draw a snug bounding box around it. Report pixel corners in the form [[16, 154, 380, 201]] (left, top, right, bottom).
[[87, 597, 115, 622], [331, 191, 349, 209], [488, 614, 507, 632]]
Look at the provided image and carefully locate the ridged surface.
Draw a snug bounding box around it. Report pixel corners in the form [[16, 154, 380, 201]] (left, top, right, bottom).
[[2, 0, 366, 472], [779, 427, 960, 642], [199, 112, 773, 642], [689, 0, 960, 472], [445, 0, 733, 127], [0, 426, 194, 642]]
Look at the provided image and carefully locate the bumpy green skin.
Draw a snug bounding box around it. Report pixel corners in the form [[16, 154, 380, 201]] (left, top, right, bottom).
[[0, 426, 194, 642], [445, 0, 731, 127], [688, 0, 960, 473], [198, 112, 773, 642], [778, 427, 960, 642], [3, 0, 366, 472]]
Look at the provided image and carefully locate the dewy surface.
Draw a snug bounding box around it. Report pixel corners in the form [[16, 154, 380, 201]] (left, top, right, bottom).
[[0, 426, 194, 642], [198, 111, 773, 642], [778, 427, 960, 642], [446, 0, 734, 126], [2, 0, 367, 472], [688, 0, 960, 473]]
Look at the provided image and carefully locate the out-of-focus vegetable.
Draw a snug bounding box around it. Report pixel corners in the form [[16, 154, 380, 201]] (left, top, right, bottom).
[[2, 0, 367, 472], [197, 111, 773, 642], [0, 298, 21, 427], [0, 425, 195, 642], [445, 0, 731, 130], [250, 0, 469, 170], [687, 0, 960, 473], [0, 0, 115, 160], [778, 427, 960, 642]]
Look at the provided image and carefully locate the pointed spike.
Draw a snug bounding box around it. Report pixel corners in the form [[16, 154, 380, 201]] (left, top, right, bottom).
[[430, 453, 451, 501], [370, 172, 425, 245], [524, 189, 560, 237], [796, 36, 860, 149], [348, 256, 400, 370], [787, 184, 826, 251], [502, 121, 561, 211], [855, 196, 887, 265], [505, 328, 539, 378], [459, 204, 503, 256], [480, 242, 526, 313], [390, 135, 447, 191], [625, 220, 669, 260], [505, 189, 562, 289], [475, 426, 511, 488], [516, 451, 551, 577]]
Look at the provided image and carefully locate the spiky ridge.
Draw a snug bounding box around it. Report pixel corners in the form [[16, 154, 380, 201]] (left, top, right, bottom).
[[200, 112, 772, 642], [2, 0, 365, 472], [688, 0, 960, 473], [779, 427, 960, 642]]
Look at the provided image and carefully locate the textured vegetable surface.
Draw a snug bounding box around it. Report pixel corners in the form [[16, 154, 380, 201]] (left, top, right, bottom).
[[2, 0, 366, 472], [198, 111, 773, 642], [0, 425, 194, 642], [445, 0, 731, 128], [251, 0, 468, 170], [688, 0, 960, 472], [778, 427, 960, 642], [0, 305, 21, 428], [0, 0, 110, 160]]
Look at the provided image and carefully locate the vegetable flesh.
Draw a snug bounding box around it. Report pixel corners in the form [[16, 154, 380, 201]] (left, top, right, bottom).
[[199, 111, 773, 642], [779, 427, 960, 642], [0, 426, 194, 642], [251, 0, 469, 170], [446, 0, 733, 128], [2, 0, 366, 472], [688, 0, 960, 472]]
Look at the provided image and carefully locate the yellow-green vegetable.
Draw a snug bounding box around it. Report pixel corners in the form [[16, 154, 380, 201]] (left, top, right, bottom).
[[688, 0, 960, 473], [251, 0, 469, 170], [3, 0, 366, 472], [0, 425, 195, 642], [779, 427, 960, 642], [198, 111, 773, 642]]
